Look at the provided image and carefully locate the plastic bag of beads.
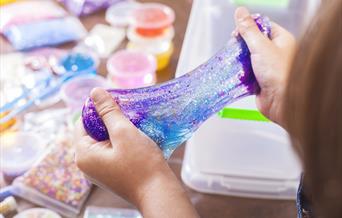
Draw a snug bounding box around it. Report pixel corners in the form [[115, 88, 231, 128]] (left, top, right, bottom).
[[60, 0, 125, 16], [0, 0, 67, 32], [3, 17, 87, 51], [11, 137, 92, 217]]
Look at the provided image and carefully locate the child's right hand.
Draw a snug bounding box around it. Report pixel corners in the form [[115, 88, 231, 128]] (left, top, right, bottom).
[[74, 88, 198, 218], [234, 7, 296, 126]]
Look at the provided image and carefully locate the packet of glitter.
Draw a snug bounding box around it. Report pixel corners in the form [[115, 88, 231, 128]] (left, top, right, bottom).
[[76, 24, 125, 58], [84, 206, 142, 218], [60, 0, 125, 16], [11, 137, 92, 217], [3, 17, 87, 51], [0, 0, 67, 32]]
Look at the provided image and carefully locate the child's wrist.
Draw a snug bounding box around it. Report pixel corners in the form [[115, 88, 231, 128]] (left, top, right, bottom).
[[134, 166, 180, 208]]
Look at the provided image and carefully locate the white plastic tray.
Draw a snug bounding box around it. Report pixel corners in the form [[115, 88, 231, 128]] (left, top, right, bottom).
[[177, 0, 319, 199]]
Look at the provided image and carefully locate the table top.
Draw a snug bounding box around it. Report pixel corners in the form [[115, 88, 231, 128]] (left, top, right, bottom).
[[0, 0, 296, 217]]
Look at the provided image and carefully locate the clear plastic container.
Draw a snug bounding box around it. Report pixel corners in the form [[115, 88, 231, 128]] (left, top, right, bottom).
[[107, 50, 157, 88], [84, 206, 142, 218], [127, 26, 174, 70], [14, 208, 61, 218], [131, 3, 175, 37], [61, 75, 109, 111], [106, 0, 141, 27], [0, 132, 46, 183], [176, 0, 319, 199]]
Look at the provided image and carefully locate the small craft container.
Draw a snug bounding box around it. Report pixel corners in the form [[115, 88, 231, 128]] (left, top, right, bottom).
[[85, 206, 142, 218], [14, 208, 61, 218], [0, 132, 45, 183], [131, 3, 175, 37], [107, 50, 157, 89], [127, 26, 174, 71], [106, 0, 141, 27], [58, 52, 99, 76], [61, 75, 109, 111]]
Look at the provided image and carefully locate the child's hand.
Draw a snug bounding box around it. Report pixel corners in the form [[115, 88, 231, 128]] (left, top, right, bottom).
[[74, 88, 198, 218], [234, 7, 296, 125]]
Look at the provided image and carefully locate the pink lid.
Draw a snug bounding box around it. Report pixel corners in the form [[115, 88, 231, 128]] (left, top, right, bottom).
[[132, 3, 175, 29], [107, 50, 157, 78], [61, 75, 109, 109]]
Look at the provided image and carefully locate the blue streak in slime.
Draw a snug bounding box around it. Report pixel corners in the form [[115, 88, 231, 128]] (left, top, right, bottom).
[[82, 15, 271, 158]]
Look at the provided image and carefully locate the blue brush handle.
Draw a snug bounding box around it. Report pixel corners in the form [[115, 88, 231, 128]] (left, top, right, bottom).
[[0, 69, 95, 124], [0, 76, 52, 113]]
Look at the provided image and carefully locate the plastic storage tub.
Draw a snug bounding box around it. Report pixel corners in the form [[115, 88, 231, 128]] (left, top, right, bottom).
[[177, 0, 320, 199]]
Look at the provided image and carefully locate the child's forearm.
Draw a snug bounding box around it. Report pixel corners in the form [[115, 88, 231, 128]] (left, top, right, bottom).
[[135, 169, 199, 218]]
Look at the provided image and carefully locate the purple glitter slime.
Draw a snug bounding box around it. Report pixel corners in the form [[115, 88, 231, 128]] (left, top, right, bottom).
[[82, 15, 271, 158]]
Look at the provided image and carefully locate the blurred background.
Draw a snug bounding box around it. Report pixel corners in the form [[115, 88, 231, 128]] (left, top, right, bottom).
[[0, 0, 320, 217]]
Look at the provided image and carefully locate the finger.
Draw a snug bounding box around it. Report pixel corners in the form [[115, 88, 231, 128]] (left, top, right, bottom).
[[270, 21, 295, 48], [75, 119, 87, 137], [234, 7, 271, 53], [90, 88, 131, 141]]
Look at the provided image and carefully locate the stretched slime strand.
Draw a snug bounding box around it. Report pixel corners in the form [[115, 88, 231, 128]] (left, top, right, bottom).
[[82, 15, 271, 158]]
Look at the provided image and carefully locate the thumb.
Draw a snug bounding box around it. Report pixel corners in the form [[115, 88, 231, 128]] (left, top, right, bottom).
[[234, 7, 271, 53], [90, 88, 128, 139]]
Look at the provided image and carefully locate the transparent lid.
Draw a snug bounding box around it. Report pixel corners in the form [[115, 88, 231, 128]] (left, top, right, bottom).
[[106, 0, 141, 27]]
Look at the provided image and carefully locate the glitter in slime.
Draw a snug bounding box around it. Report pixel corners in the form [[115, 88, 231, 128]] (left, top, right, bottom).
[[82, 15, 271, 158]]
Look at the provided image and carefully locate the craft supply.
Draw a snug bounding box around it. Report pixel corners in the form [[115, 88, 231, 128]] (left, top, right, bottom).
[[61, 75, 109, 110], [12, 138, 92, 217], [84, 206, 142, 218], [3, 17, 86, 51], [14, 208, 61, 218], [77, 24, 125, 58], [82, 15, 271, 158], [127, 27, 174, 70], [0, 186, 14, 202], [0, 52, 96, 124], [60, 0, 124, 16], [106, 0, 141, 27], [23, 108, 70, 145], [231, 0, 290, 8], [0, 111, 16, 132], [0, 132, 45, 183], [0, 196, 17, 215], [131, 3, 175, 37], [0, 1, 66, 32], [107, 50, 157, 88], [0, 0, 17, 6]]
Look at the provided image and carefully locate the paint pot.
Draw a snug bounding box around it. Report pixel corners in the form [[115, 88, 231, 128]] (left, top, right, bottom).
[[14, 208, 61, 218], [0, 0, 17, 6], [0, 132, 45, 183], [58, 52, 99, 76], [61, 75, 109, 111], [131, 3, 175, 37], [106, 0, 141, 27], [107, 50, 157, 89], [127, 26, 174, 70]]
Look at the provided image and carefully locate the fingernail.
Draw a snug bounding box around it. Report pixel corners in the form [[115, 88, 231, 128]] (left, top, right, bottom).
[[236, 7, 250, 22], [90, 88, 107, 104]]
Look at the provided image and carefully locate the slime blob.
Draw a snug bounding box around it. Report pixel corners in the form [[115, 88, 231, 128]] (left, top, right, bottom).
[[82, 15, 271, 158]]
